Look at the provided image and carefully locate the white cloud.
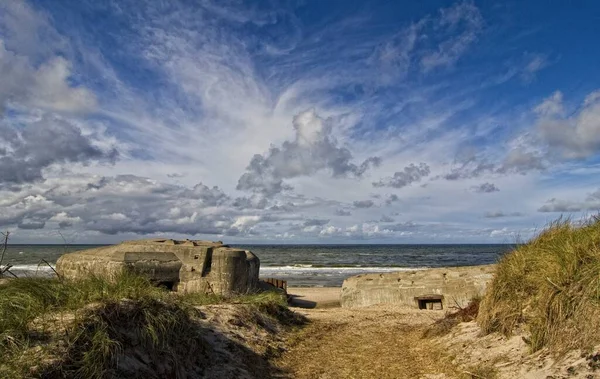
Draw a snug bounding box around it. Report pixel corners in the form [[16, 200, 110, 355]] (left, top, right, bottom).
[[536, 90, 600, 158], [237, 109, 381, 196], [538, 189, 600, 213], [373, 163, 430, 188]]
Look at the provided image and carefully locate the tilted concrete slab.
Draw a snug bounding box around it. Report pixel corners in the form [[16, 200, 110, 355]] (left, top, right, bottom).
[[340, 264, 496, 309], [56, 238, 260, 296]]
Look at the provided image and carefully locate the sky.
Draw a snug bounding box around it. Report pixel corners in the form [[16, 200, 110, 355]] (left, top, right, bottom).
[[1, 0, 600, 244]]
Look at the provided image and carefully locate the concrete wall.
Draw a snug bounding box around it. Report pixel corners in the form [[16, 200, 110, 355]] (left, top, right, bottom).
[[176, 247, 260, 295], [340, 265, 496, 309]]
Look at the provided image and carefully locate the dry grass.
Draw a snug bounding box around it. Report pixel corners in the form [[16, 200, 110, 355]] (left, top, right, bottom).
[[461, 363, 498, 379], [478, 216, 600, 353], [423, 297, 481, 338], [277, 307, 460, 379]]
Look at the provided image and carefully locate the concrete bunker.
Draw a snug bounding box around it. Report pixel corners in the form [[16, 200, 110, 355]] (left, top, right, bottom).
[[56, 239, 260, 296], [340, 265, 496, 309]]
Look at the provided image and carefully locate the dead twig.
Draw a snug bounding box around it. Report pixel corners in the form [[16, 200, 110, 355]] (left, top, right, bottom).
[[38, 258, 62, 280]]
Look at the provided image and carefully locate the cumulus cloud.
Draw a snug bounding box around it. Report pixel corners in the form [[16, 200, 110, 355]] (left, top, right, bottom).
[[472, 182, 499, 193], [535, 90, 600, 159], [353, 200, 375, 208], [0, 174, 235, 235], [0, 41, 96, 115], [0, 116, 117, 186], [373, 163, 430, 188], [237, 109, 382, 196]]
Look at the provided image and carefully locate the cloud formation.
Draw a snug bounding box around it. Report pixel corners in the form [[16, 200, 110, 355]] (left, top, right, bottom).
[[0, 0, 598, 244], [535, 90, 600, 159], [420, 0, 484, 71], [373, 163, 430, 188], [353, 200, 375, 209], [538, 189, 600, 213], [0, 117, 117, 186], [472, 182, 499, 193], [237, 109, 381, 196]]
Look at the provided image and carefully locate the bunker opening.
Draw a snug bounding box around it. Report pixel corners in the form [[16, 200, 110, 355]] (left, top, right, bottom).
[[415, 295, 444, 310]]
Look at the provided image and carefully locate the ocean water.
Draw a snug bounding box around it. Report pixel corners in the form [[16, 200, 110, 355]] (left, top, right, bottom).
[[1, 244, 514, 287]]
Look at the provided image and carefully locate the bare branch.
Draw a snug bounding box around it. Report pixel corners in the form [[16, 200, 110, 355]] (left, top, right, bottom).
[[0, 231, 10, 277]]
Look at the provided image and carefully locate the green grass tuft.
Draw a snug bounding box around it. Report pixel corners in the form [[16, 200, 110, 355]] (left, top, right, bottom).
[[478, 216, 600, 353]]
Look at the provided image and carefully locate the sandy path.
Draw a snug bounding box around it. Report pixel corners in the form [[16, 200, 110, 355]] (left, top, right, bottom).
[[277, 288, 459, 379]]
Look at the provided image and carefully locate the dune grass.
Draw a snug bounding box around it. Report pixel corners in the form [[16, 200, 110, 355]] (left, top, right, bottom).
[[0, 273, 290, 378], [478, 217, 600, 353]]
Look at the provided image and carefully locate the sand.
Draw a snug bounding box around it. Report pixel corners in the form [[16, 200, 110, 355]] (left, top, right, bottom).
[[279, 287, 456, 379], [287, 287, 341, 309]]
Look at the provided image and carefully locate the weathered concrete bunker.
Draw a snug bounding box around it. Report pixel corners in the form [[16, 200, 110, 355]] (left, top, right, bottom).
[[340, 265, 495, 309], [56, 239, 260, 295]]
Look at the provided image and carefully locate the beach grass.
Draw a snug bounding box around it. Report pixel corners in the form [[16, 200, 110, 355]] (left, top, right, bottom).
[[0, 273, 289, 378], [478, 216, 600, 353]]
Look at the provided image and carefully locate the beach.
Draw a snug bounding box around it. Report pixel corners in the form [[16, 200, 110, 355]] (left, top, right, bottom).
[[287, 286, 342, 308]]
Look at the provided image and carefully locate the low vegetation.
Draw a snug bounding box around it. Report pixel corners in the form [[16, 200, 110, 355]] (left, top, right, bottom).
[[0, 273, 294, 378], [461, 363, 498, 379], [423, 297, 481, 338], [478, 217, 600, 353]]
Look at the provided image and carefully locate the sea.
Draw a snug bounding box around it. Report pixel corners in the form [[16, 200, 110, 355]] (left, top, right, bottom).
[[1, 244, 514, 287]]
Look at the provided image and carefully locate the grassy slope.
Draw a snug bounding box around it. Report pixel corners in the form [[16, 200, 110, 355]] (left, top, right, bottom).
[[0, 274, 296, 378], [478, 217, 600, 353]]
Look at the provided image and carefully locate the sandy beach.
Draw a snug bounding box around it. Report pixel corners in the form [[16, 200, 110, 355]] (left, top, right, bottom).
[[287, 287, 342, 309]]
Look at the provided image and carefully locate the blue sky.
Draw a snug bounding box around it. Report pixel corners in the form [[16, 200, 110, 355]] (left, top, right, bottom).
[[1, 0, 599, 244]]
